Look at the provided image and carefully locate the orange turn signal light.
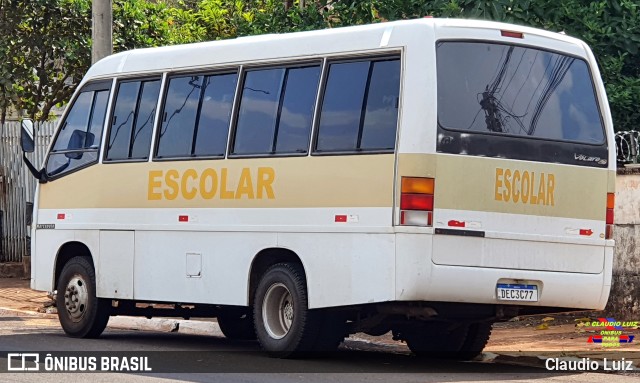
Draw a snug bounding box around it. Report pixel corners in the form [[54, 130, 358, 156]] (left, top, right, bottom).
[[607, 193, 615, 209], [401, 177, 434, 195]]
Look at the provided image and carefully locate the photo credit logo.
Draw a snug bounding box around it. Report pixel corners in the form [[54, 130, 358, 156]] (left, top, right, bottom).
[[7, 353, 40, 371], [582, 317, 638, 348]]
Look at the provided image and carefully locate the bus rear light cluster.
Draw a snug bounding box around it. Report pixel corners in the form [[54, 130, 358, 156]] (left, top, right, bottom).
[[400, 177, 434, 226], [606, 193, 614, 239]]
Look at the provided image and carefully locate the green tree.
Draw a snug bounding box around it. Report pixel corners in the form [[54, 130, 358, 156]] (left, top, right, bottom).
[[0, 0, 92, 122], [0, 1, 24, 123], [113, 0, 173, 51]]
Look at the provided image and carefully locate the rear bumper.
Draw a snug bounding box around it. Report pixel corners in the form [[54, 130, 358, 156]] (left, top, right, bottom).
[[395, 233, 613, 311]]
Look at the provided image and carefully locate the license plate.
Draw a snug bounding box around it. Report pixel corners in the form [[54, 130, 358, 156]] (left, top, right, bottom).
[[496, 283, 538, 302]]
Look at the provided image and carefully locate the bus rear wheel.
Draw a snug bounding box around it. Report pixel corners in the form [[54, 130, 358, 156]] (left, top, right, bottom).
[[456, 321, 493, 360], [395, 321, 492, 360], [56, 256, 110, 338], [253, 262, 320, 357], [217, 308, 256, 340]]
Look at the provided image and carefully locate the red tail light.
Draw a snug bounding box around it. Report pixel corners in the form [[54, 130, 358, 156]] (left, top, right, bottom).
[[400, 194, 434, 210], [606, 209, 614, 225], [400, 177, 434, 227], [606, 193, 614, 239], [501, 30, 524, 39]]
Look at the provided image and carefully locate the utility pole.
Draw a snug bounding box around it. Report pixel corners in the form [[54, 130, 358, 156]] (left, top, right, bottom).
[[92, 0, 113, 64]]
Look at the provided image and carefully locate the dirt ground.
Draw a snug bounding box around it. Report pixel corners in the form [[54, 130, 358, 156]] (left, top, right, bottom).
[[0, 277, 52, 314], [489, 319, 640, 353]]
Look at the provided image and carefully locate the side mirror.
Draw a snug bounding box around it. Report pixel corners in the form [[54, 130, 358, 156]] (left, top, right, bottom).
[[20, 119, 45, 182], [20, 119, 35, 153]]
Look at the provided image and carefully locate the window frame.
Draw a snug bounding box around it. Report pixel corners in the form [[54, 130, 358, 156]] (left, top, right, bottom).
[[311, 54, 402, 156], [45, 80, 112, 180], [152, 68, 240, 162], [103, 74, 163, 164], [435, 39, 607, 147], [227, 60, 323, 159]]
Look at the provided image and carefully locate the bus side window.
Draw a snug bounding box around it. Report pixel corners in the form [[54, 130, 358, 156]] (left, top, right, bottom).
[[156, 72, 238, 159], [45, 83, 110, 177], [315, 57, 400, 153], [193, 73, 238, 157], [105, 78, 161, 161], [231, 64, 321, 156]]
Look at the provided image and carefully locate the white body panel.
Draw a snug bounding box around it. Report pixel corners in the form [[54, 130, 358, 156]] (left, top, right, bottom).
[[395, 233, 612, 308], [32, 210, 613, 310], [97, 231, 134, 299], [35, 208, 396, 308], [133, 231, 274, 305], [432, 209, 606, 274]]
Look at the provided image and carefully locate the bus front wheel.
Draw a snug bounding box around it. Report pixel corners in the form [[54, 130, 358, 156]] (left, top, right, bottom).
[[253, 262, 319, 357], [56, 256, 110, 338]]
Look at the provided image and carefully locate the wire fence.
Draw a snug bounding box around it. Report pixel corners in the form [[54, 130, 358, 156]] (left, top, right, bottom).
[[616, 130, 640, 165]]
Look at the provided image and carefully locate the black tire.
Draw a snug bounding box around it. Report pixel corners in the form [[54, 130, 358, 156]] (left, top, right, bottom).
[[56, 256, 110, 338], [311, 311, 347, 353], [457, 321, 492, 360], [253, 262, 320, 358], [217, 308, 256, 340], [394, 321, 467, 358], [396, 321, 492, 360]]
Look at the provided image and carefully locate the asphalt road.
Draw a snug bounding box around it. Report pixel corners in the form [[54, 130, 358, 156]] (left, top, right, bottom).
[[0, 316, 638, 383]]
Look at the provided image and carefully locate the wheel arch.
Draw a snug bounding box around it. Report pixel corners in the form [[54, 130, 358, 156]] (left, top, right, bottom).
[[248, 247, 307, 306], [53, 241, 94, 291]]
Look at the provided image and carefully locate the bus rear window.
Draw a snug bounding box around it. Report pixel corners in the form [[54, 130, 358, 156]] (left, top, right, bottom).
[[436, 41, 604, 144]]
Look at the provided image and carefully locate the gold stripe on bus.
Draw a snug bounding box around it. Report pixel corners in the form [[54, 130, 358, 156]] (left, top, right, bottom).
[[405, 154, 606, 221], [38, 155, 396, 209], [608, 170, 616, 194], [397, 154, 609, 221]]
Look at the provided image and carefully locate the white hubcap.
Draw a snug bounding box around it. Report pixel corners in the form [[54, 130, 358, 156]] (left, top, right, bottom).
[[262, 283, 293, 339], [64, 275, 89, 322]]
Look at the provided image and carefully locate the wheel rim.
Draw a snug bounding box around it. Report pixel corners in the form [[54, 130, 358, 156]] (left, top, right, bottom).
[[262, 282, 293, 340], [64, 274, 89, 322]]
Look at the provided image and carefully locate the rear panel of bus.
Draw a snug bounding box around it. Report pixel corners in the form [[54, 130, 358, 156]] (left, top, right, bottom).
[[395, 21, 615, 312]]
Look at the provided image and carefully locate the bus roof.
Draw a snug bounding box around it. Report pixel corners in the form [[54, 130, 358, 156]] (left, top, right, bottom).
[[84, 18, 589, 82]]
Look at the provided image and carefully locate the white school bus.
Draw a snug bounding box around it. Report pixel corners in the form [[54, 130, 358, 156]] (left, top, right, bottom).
[[21, 18, 615, 358]]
